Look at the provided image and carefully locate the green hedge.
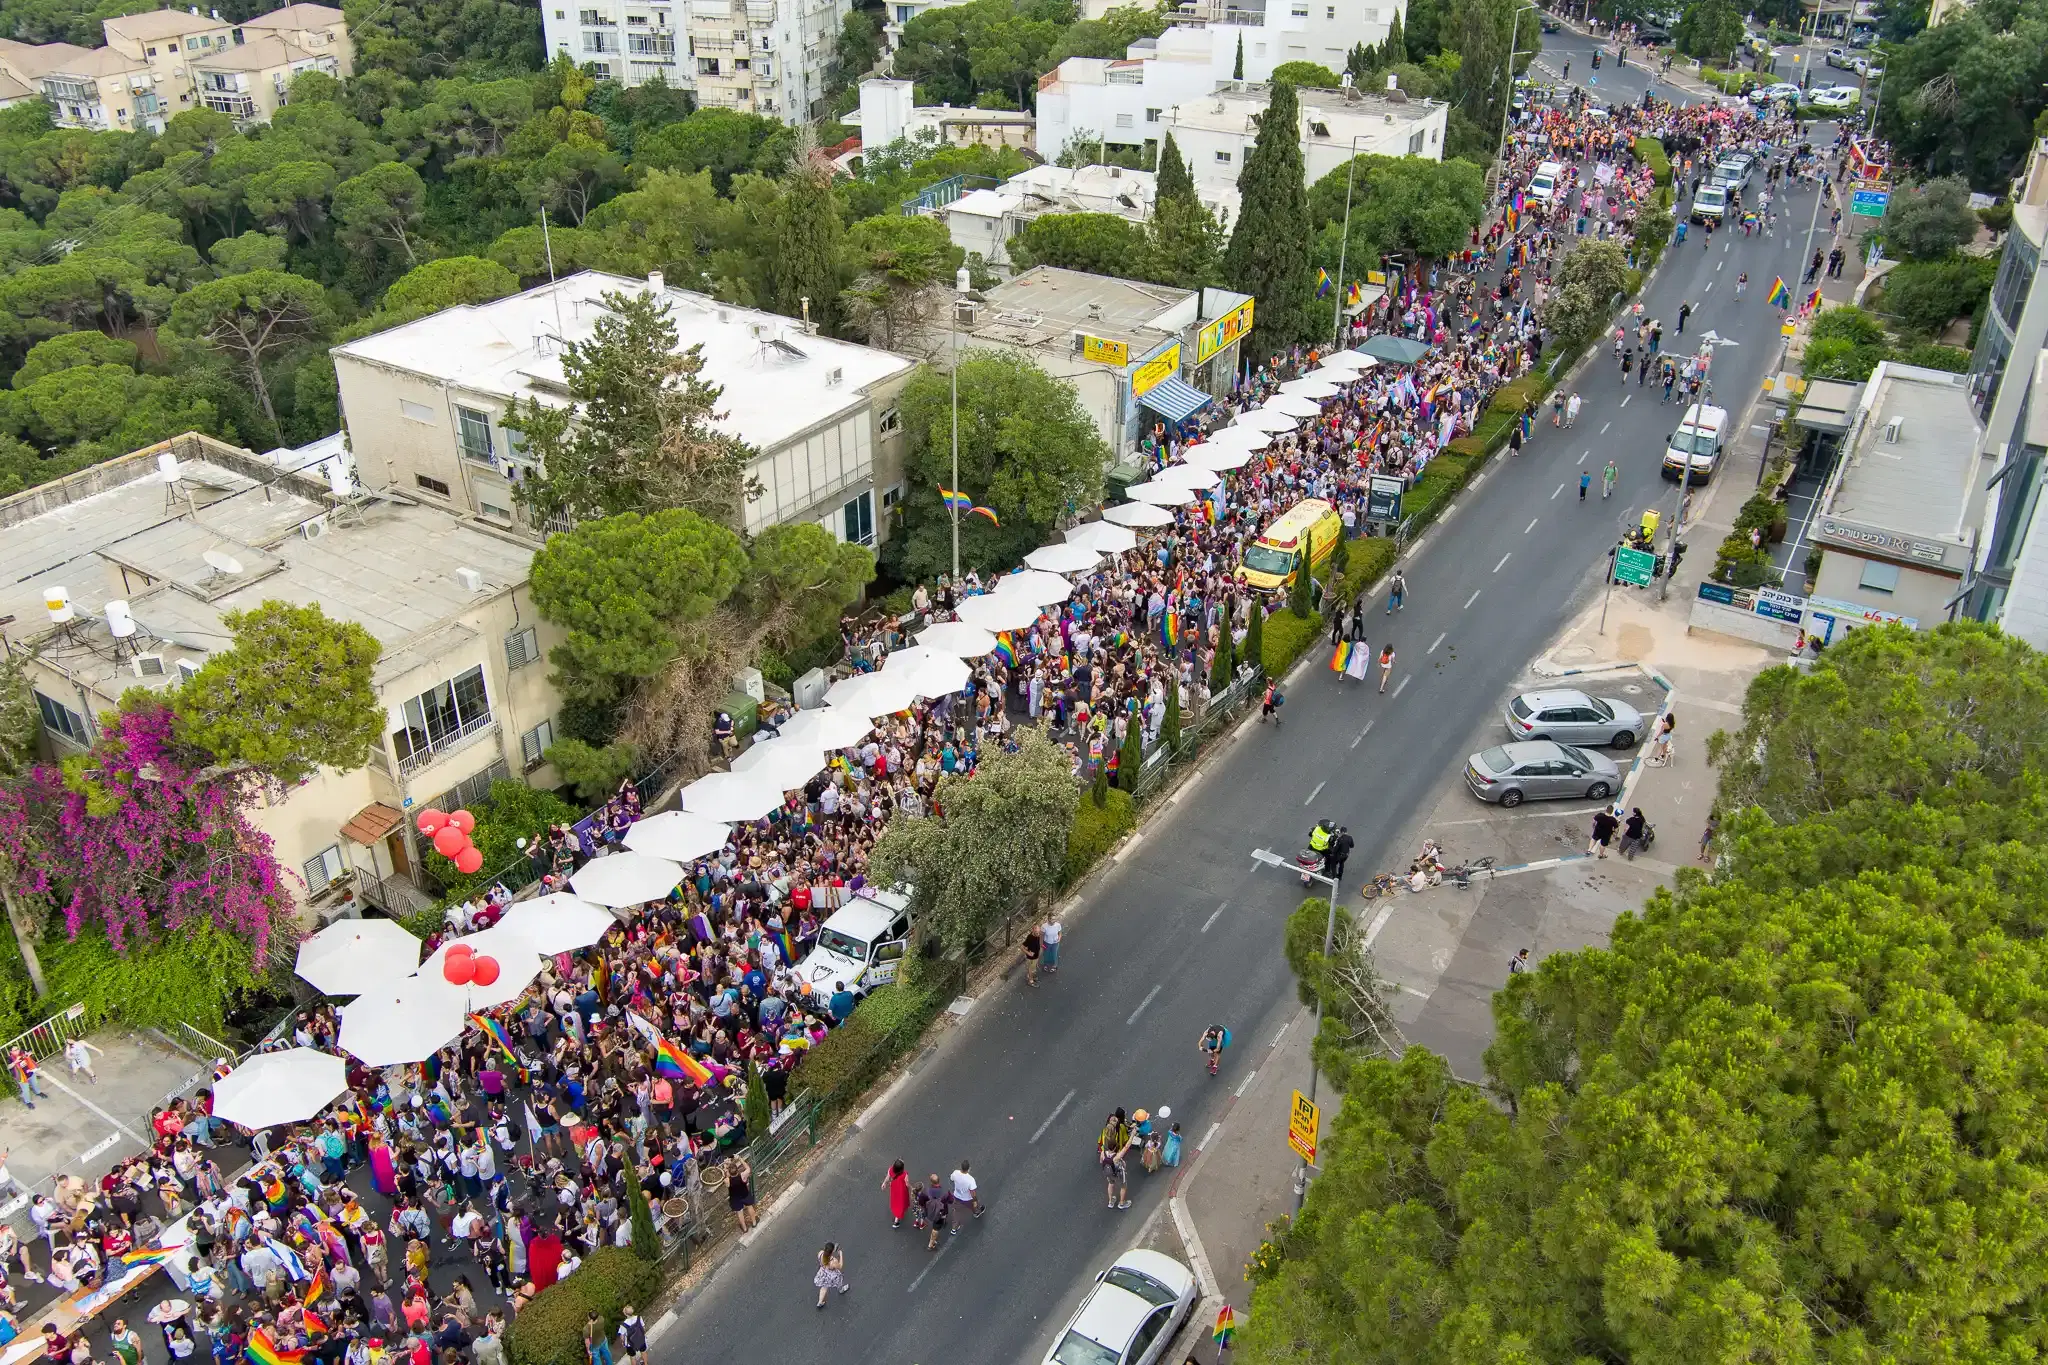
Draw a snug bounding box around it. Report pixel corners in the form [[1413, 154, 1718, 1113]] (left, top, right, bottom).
[[1712, 492, 1787, 587], [792, 980, 947, 1105], [1262, 607, 1323, 676], [1634, 137, 1671, 186], [1066, 785, 1136, 885], [507, 1248, 661, 1365]]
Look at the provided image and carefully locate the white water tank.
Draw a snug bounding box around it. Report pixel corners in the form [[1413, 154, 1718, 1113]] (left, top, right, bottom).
[[44, 586, 72, 624], [105, 600, 136, 639]]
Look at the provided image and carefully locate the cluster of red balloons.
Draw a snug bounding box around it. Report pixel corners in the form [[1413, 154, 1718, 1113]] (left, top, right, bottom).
[[416, 807, 484, 875], [441, 943, 501, 987]]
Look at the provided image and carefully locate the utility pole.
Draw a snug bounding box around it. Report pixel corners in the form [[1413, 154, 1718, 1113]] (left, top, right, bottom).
[[1497, 2, 1538, 168], [1330, 133, 1372, 345], [950, 265, 969, 582], [1249, 849, 1337, 1212]]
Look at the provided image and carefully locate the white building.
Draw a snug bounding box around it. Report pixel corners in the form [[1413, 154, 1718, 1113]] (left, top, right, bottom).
[[853, 78, 1036, 158], [1163, 80, 1446, 198], [542, 0, 844, 115], [879, 0, 970, 51], [1034, 3, 1404, 168], [945, 163, 1157, 269], [331, 270, 917, 548]]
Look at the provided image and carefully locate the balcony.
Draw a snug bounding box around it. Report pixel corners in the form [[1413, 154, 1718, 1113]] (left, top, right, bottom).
[[395, 711, 498, 778]]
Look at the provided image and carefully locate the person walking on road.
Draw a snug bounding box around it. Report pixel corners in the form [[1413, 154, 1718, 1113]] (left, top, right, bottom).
[[1580, 469, 1591, 501], [1590, 807, 1619, 859], [1022, 923, 1042, 987], [62, 1037, 101, 1083], [1566, 391, 1582, 427], [814, 1243, 848, 1307], [1508, 947, 1530, 976], [1040, 915, 1061, 973], [1602, 460, 1618, 498], [949, 1162, 982, 1222], [883, 1161, 912, 1228], [1377, 644, 1397, 693], [1386, 570, 1407, 614], [1677, 300, 1692, 334], [1735, 271, 1748, 300], [1099, 1112, 1132, 1210], [918, 1174, 949, 1249], [1323, 825, 1353, 881]]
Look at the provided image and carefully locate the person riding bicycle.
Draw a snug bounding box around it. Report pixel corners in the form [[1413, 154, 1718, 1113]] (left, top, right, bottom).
[[1199, 1025, 1228, 1075]]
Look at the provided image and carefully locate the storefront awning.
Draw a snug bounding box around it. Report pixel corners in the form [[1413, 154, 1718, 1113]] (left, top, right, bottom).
[[1139, 376, 1213, 423], [341, 802, 406, 846]]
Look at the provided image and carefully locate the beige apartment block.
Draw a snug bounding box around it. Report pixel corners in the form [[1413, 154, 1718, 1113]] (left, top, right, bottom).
[[0, 38, 163, 131], [0, 433, 564, 926]]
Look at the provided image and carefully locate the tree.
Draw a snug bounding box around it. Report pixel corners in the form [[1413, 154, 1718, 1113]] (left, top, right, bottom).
[[207, 232, 290, 276], [1307, 154, 1487, 269], [1009, 212, 1158, 279], [772, 152, 845, 332], [635, 108, 787, 194], [174, 602, 384, 785], [332, 162, 430, 267], [529, 509, 749, 703], [1224, 80, 1317, 347], [1270, 61, 1342, 87], [1245, 604, 1265, 677], [1289, 550, 1313, 618], [1234, 31, 1245, 79], [381, 256, 520, 315], [1404, 0, 1443, 58], [1541, 239, 1628, 351], [1675, 0, 1742, 60], [0, 654, 35, 782], [840, 213, 963, 349], [835, 6, 882, 82], [1880, 257, 1994, 333], [1876, 4, 2046, 190], [741, 1060, 771, 1148], [1156, 133, 1196, 208], [504, 287, 756, 528], [1882, 175, 1981, 258], [1450, 0, 1519, 153], [165, 271, 331, 426], [243, 160, 337, 245], [1160, 676, 1182, 752], [543, 736, 640, 802], [11, 331, 137, 388], [621, 1143, 661, 1261], [1150, 194, 1225, 290], [1245, 620, 2048, 1365], [1208, 623, 1234, 692], [1116, 708, 1143, 791], [871, 729, 1078, 956], [890, 350, 1108, 582]]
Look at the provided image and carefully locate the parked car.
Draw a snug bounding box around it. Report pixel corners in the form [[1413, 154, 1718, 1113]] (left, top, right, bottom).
[[1465, 741, 1622, 808], [1825, 44, 1851, 67], [1749, 81, 1802, 106], [1503, 689, 1645, 748], [1809, 85, 1861, 110], [1042, 1250, 1197, 1365], [1853, 56, 1883, 76]]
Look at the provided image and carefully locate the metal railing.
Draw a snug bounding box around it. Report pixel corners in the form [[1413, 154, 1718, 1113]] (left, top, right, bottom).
[[1, 1002, 88, 1064], [1130, 665, 1264, 805], [396, 713, 498, 777]]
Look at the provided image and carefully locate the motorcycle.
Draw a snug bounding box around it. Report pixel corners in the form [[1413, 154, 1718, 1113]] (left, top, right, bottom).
[[1298, 819, 1338, 885]]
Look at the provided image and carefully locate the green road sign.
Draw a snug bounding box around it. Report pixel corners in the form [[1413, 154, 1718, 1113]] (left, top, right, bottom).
[[1614, 546, 1656, 587]]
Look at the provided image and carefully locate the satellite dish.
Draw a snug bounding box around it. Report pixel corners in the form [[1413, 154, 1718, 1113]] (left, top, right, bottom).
[[202, 549, 244, 576]]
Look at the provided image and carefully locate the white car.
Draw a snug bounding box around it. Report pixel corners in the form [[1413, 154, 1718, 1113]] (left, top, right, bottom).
[[791, 887, 911, 997], [1853, 56, 1883, 76], [1809, 85, 1861, 110], [1043, 1250, 1198, 1365], [1750, 81, 1802, 106]]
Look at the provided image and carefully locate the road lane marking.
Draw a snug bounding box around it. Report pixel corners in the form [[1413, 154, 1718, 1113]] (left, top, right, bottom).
[[1600, 421, 1610, 434], [1031, 1088, 1077, 1143], [1427, 632, 1445, 654], [1494, 553, 1511, 573], [907, 1239, 952, 1292], [1620, 394, 1631, 407], [1704, 281, 1714, 293], [1197, 1122, 1220, 1152], [1551, 484, 1564, 500], [1525, 517, 1538, 533], [1200, 902, 1227, 933], [1303, 780, 1326, 806], [1463, 589, 1481, 609], [1350, 718, 1376, 750], [1392, 675, 1411, 699], [1126, 985, 1162, 1026], [1234, 1069, 1258, 1099]]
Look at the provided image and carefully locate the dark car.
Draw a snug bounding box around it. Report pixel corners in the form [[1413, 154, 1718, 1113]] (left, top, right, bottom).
[[1540, 14, 1560, 31]]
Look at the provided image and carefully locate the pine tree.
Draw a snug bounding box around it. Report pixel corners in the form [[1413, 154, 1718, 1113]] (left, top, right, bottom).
[[621, 1145, 660, 1261], [1091, 758, 1109, 808], [1161, 677, 1182, 753], [1117, 712, 1144, 792], [743, 1059, 771, 1141], [1345, 41, 1374, 84], [1379, 13, 1405, 73], [1289, 550, 1314, 619], [1223, 80, 1316, 347], [1233, 32, 1244, 79], [1156, 133, 1196, 209], [774, 151, 845, 333], [1246, 601, 1266, 678], [1209, 624, 1234, 692]]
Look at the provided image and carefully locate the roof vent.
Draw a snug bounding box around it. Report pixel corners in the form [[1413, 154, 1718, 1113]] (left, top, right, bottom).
[[456, 566, 486, 593], [826, 366, 844, 386]]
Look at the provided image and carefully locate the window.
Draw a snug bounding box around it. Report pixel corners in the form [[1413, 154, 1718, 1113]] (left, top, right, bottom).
[[895, 4, 913, 21], [878, 405, 901, 435], [582, 30, 618, 51], [392, 665, 493, 773], [1409, 129, 1424, 155], [1145, 106, 1160, 122], [1214, 150, 1233, 163], [698, 57, 719, 73], [520, 719, 555, 771], [415, 474, 452, 497], [302, 845, 345, 893], [147, 45, 157, 55], [589, 62, 611, 78], [400, 398, 435, 423], [881, 484, 903, 512], [1858, 559, 1901, 594], [456, 405, 496, 464], [1114, 112, 1134, 129], [505, 626, 540, 670], [1327, 4, 1335, 14], [429, 759, 509, 818], [555, 9, 564, 16], [33, 690, 89, 746], [578, 7, 601, 21], [840, 489, 875, 547], [479, 499, 513, 522]]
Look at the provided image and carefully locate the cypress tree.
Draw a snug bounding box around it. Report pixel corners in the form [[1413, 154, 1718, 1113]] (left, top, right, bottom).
[[1289, 550, 1313, 619], [1117, 713, 1144, 792], [1245, 601, 1266, 678], [1380, 13, 1405, 73], [1233, 31, 1244, 79], [774, 152, 845, 332], [1091, 758, 1109, 807], [1223, 79, 1316, 347], [1161, 677, 1182, 753], [1208, 624, 1234, 692], [622, 1145, 660, 1261], [1156, 133, 1196, 209], [1345, 41, 1374, 84], [743, 1059, 771, 1141]]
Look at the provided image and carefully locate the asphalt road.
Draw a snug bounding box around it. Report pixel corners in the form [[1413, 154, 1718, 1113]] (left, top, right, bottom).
[[658, 144, 1839, 1365]]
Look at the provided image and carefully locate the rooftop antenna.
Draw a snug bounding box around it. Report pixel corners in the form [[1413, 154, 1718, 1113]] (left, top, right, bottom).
[[540, 206, 566, 343], [201, 548, 244, 583]]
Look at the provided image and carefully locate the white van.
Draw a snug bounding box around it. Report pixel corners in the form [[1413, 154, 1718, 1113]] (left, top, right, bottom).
[[1527, 160, 1565, 203], [1662, 403, 1729, 482], [792, 887, 912, 996]]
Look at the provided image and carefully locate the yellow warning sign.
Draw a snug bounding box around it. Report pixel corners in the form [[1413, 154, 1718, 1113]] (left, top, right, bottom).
[[1288, 1089, 1320, 1164]]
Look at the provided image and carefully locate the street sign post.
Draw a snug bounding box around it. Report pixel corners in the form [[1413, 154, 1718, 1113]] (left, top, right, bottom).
[[1614, 545, 1657, 587], [1288, 1090, 1320, 1164], [1851, 188, 1889, 218]]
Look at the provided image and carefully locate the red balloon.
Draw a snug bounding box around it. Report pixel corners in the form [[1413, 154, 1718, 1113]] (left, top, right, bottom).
[[432, 826, 469, 859], [454, 846, 485, 876], [416, 809, 448, 836], [446, 943, 475, 963], [449, 810, 477, 835], [469, 954, 500, 986], [442, 955, 475, 986]]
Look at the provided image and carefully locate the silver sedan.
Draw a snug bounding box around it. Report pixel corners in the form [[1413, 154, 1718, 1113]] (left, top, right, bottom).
[[1465, 741, 1621, 807]]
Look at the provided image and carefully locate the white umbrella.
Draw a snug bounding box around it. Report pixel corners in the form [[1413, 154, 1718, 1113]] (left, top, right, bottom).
[[1102, 501, 1176, 528], [825, 670, 923, 717], [953, 591, 1046, 632], [730, 736, 828, 791], [1233, 407, 1298, 433], [994, 568, 1075, 605], [1260, 393, 1322, 418], [213, 1048, 347, 1130], [1194, 424, 1273, 451], [1182, 443, 1256, 471], [886, 646, 971, 698], [681, 771, 786, 822], [1151, 462, 1224, 490], [1125, 480, 1196, 507], [776, 706, 873, 751], [294, 917, 420, 998], [914, 620, 999, 657], [1065, 520, 1138, 555], [1280, 377, 1343, 399], [339, 977, 467, 1068], [415, 922, 545, 1010], [497, 895, 618, 955], [570, 851, 684, 908], [1024, 542, 1101, 574], [624, 809, 732, 862], [1319, 350, 1378, 371]]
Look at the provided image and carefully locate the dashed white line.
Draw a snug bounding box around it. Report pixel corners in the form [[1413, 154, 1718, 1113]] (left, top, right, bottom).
[[1493, 552, 1511, 573], [1427, 633, 1446, 654], [1302, 780, 1326, 806], [1620, 394, 1632, 408], [1551, 484, 1564, 500], [1717, 259, 1725, 271], [1463, 589, 1481, 609], [1031, 1088, 1076, 1143], [1234, 1069, 1258, 1099], [1200, 902, 1227, 933], [1524, 516, 1539, 533], [1126, 985, 1162, 1027], [1350, 718, 1376, 750], [1704, 280, 1714, 293], [1392, 675, 1411, 699], [907, 1241, 951, 1292], [1600, 421, 1611, 434]]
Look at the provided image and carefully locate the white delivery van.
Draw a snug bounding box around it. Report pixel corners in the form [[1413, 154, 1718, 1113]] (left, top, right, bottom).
[[1662, 403, 1729, 482], [1527, 160, 1565, 203], [792, 887, 912, 996]]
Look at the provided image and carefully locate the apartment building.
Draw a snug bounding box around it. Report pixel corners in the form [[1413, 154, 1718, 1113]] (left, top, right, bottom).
[[0, 3, 350, 131], [944, 163, 1156, 270], [541, 0, 844, 115], [0, 433, 566, 924], [1163, 80, 1446, 194], [854, 78, 1036, 158], [331, 270, 916, 548]]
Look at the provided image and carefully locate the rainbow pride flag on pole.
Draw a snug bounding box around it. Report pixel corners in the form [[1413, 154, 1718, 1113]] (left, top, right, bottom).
[[628, 1010, 719, 1088], [247, 1330, 305, 1365], [469, 1013, 529, 1081], [939, 487, 973, 512], [1315, 267, 1333, 298], [1213, 1306, 1237, 1347], [992, 631, 1016, 667], [1767, 275, 1793, 309]]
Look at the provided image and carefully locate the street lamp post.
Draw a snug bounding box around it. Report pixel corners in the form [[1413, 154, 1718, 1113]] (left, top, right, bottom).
[[1331, 133, 1373, 345], [1250, 848, 1338, 1212], [1497, 2, 1538, 170], [950, 265, 969, 581]]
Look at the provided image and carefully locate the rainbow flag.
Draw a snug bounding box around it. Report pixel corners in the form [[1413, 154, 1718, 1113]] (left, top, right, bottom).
[[1160, 604, 1180, 648], [1505, 205, 1518, 234], [969, 505, 1000, 526], [1315, 267, 1333, 298], [1802, 286, 1822, 313], [119, 1245, 176, 1268], [939, 487, 973, 513], [654, 1037, 716, 1088], [1214, 1306, 1236, 1347], [424, 1097, 452, 1125], [1330, 641, 1354, 673], [772, 930, 797, 966], [992, 631, 1016, 667], [1767, 275, 1792, 309], [248, 1330, 304, 1365], [1346, 280, 1362, 307], [469, 1013, 526, 1077]]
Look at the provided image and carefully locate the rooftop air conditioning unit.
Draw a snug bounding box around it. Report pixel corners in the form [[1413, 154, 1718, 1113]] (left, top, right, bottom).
[[825, 366, 844, 386], [302, 515, 329, 541], [176, 658, 202, 682], [1884, 416, 1903, 442], [456, 566, 486, 593]]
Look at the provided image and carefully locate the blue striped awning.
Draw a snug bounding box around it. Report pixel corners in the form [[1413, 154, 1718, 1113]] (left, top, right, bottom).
[[1139, 376, 1213, 423]]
